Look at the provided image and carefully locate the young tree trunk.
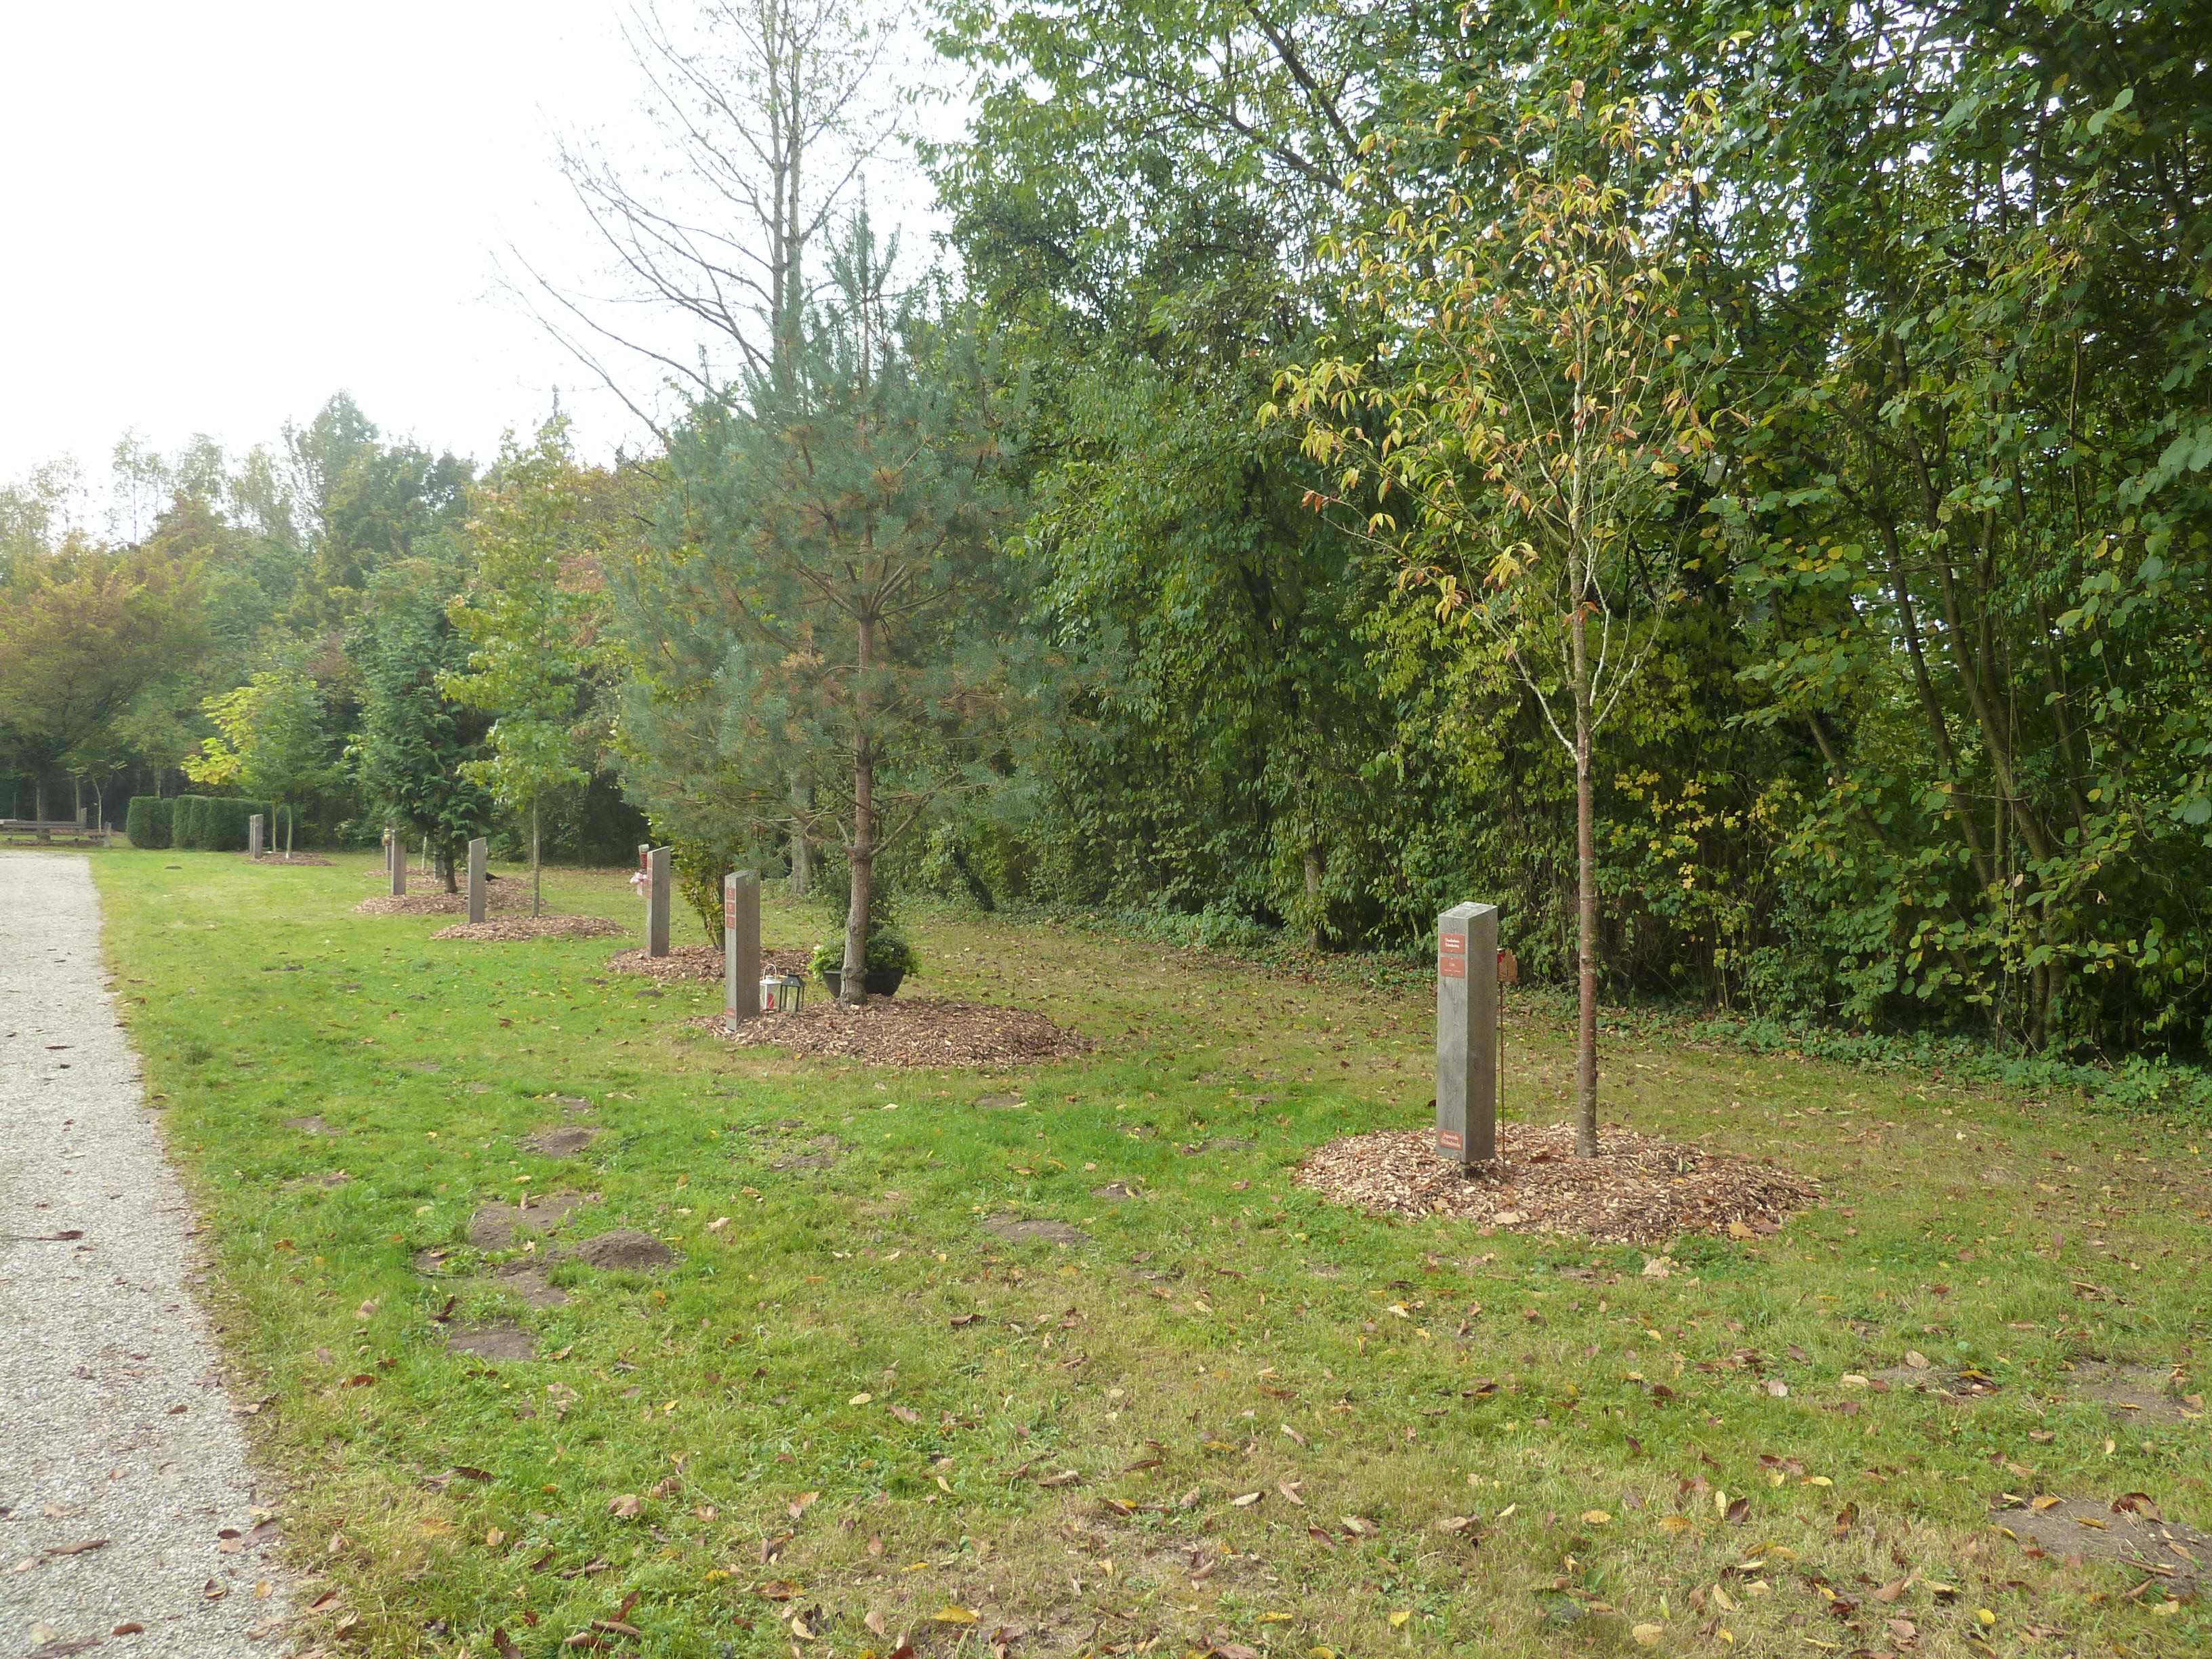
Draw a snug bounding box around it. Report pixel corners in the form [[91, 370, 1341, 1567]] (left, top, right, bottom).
[[33, 776, 47, 825], [1572, 607, 1600, 1159], [790, 781, 813, 896], [439, 839, 459, 893], [1303, 845, 1326, 951], [286, 803, 294, 858], [842, 618, 875, 1005], [532, 799, 544, 918], [843, 744, 874, 1005]]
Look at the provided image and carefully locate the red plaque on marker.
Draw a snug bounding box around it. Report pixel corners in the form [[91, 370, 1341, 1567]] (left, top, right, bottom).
[[1438, 932, 1467, 979]]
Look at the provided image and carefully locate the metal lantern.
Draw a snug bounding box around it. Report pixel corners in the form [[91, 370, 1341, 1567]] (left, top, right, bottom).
[[759, 972, 805, 1014]]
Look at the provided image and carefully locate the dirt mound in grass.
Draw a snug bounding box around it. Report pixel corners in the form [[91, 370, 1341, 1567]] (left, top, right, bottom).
[[431, 915, 629, 941], [1296, 1123, 1818, 1246], [712, 996, 1090, 1068], [606, 945, 811, 983]]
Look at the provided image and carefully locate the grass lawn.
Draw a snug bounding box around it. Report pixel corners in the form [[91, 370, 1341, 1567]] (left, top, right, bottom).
[[82, 848, 2212, 1658]]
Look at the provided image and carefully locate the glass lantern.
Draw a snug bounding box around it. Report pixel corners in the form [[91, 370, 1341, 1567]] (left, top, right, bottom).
[[759, 973, 805, 1014]]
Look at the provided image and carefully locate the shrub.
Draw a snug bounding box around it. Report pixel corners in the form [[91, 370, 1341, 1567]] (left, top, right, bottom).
[[811, 930, 919, 985], [124, 796, 172, 849]]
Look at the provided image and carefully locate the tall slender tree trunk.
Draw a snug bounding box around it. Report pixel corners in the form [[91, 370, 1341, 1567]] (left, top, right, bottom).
[[532, 799, 544, 918], [790, 781, 813, 896], [1572, 607, 1600, 1159], [1303, 846, 1325, 951], [842, 617, 875, 1005]]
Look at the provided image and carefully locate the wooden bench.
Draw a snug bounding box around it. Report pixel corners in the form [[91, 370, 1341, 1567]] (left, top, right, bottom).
[[0, 819, 110, 846]]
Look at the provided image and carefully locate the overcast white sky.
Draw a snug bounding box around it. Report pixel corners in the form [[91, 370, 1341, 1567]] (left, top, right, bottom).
[[0, 1, 949, 510]]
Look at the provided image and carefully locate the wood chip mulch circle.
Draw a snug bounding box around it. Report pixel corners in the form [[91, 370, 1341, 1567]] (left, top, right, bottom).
[[430, 916, 630, 941], [605, 945, 811, 982], [712, 996, 1092, 1068], [1296, 1124, 1818, 1246], [239, 851, 334, 865]]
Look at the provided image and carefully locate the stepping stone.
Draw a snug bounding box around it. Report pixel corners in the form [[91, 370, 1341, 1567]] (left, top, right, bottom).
[[468, 1192, 587, 1251], [445, 1323, 538, 1362], [2060, 1363, 2203, 1428], [563, 1229, 676, 1271], [1092, 1182, 1138, 1201], [769, 1135, 842, 1172], [497, 1265, 571, 1309], [283, 1115, 340, 1136], [981, 1214, 1088, 1247], [522, 1125, 600, 1158], [1996, 1494, 2208, 1595]]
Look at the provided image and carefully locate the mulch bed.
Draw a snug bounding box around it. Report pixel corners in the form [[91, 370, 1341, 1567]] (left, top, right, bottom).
[[1295, 1123, 1818, 1247], [431, 916, 629, 941], [356, 885, 532, 918], [239, 851, 334, 866], [606, 945, 812, 983], [712, 996, 1092, 1068]]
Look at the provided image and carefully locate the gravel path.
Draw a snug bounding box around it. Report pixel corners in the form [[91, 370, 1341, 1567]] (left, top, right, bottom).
[[0, 855, 287, 1656]]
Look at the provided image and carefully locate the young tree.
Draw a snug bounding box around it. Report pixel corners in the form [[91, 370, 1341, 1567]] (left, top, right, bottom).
[[1277, 86, 1719, 1156], [349, 565, 495, 889], [181, 659, 334, 856], [615, 223, 1026, 1000], [443, 419, 600, 916]]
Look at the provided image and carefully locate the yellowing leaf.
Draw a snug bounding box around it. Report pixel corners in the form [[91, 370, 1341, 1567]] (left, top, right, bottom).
[[848, 1393, 874, 1406], [1632, 1624, 1665, 1647], [1388, 1611, 1411, 1629], [1660, 1515, 1694, 1534], [1580, 1511, 1612, 1525], [933, 1605, 979, 1624]]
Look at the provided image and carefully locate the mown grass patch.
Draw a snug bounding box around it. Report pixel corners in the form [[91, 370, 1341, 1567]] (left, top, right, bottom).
[[91, 850, 2212, 1657]]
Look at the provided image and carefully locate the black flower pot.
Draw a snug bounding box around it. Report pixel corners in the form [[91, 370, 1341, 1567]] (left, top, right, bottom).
[[821, 967, 906, 999]]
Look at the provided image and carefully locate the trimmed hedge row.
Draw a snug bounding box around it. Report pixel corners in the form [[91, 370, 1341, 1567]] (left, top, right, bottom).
[[124, 796, 173, 848], [167, 795, 271, 853]]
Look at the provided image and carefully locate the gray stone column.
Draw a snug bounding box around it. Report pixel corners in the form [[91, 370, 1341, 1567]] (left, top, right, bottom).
[[388, 831, 407, 897], [248, 815, 262, 859], [1435, 901, 1498, 1164], [466, 836, 487, 924], [647, 846, 672, 958], [724, 869, 760, 1022]]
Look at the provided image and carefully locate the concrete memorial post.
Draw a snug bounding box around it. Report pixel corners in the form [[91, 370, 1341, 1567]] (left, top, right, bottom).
[[248, 813, 263, 860], [387, 830, 407, 897], [723, 869, 760, 1023], [467, 836, 487, 924], [1435, 901, 1499, 1165], [647, 846, 672, 958]]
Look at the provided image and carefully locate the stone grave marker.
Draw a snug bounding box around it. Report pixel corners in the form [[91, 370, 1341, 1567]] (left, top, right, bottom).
[[248, 813, 263, 859], [642, 844, 672, 958], [1435, 900, 1498, 1164], [466, 836, 487, 924], [724, 869, 760, 1023]]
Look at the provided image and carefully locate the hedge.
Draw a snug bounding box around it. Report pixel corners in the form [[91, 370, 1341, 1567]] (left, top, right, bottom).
[[172, 795, 268, 852], [124, 796, 173, 849]]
